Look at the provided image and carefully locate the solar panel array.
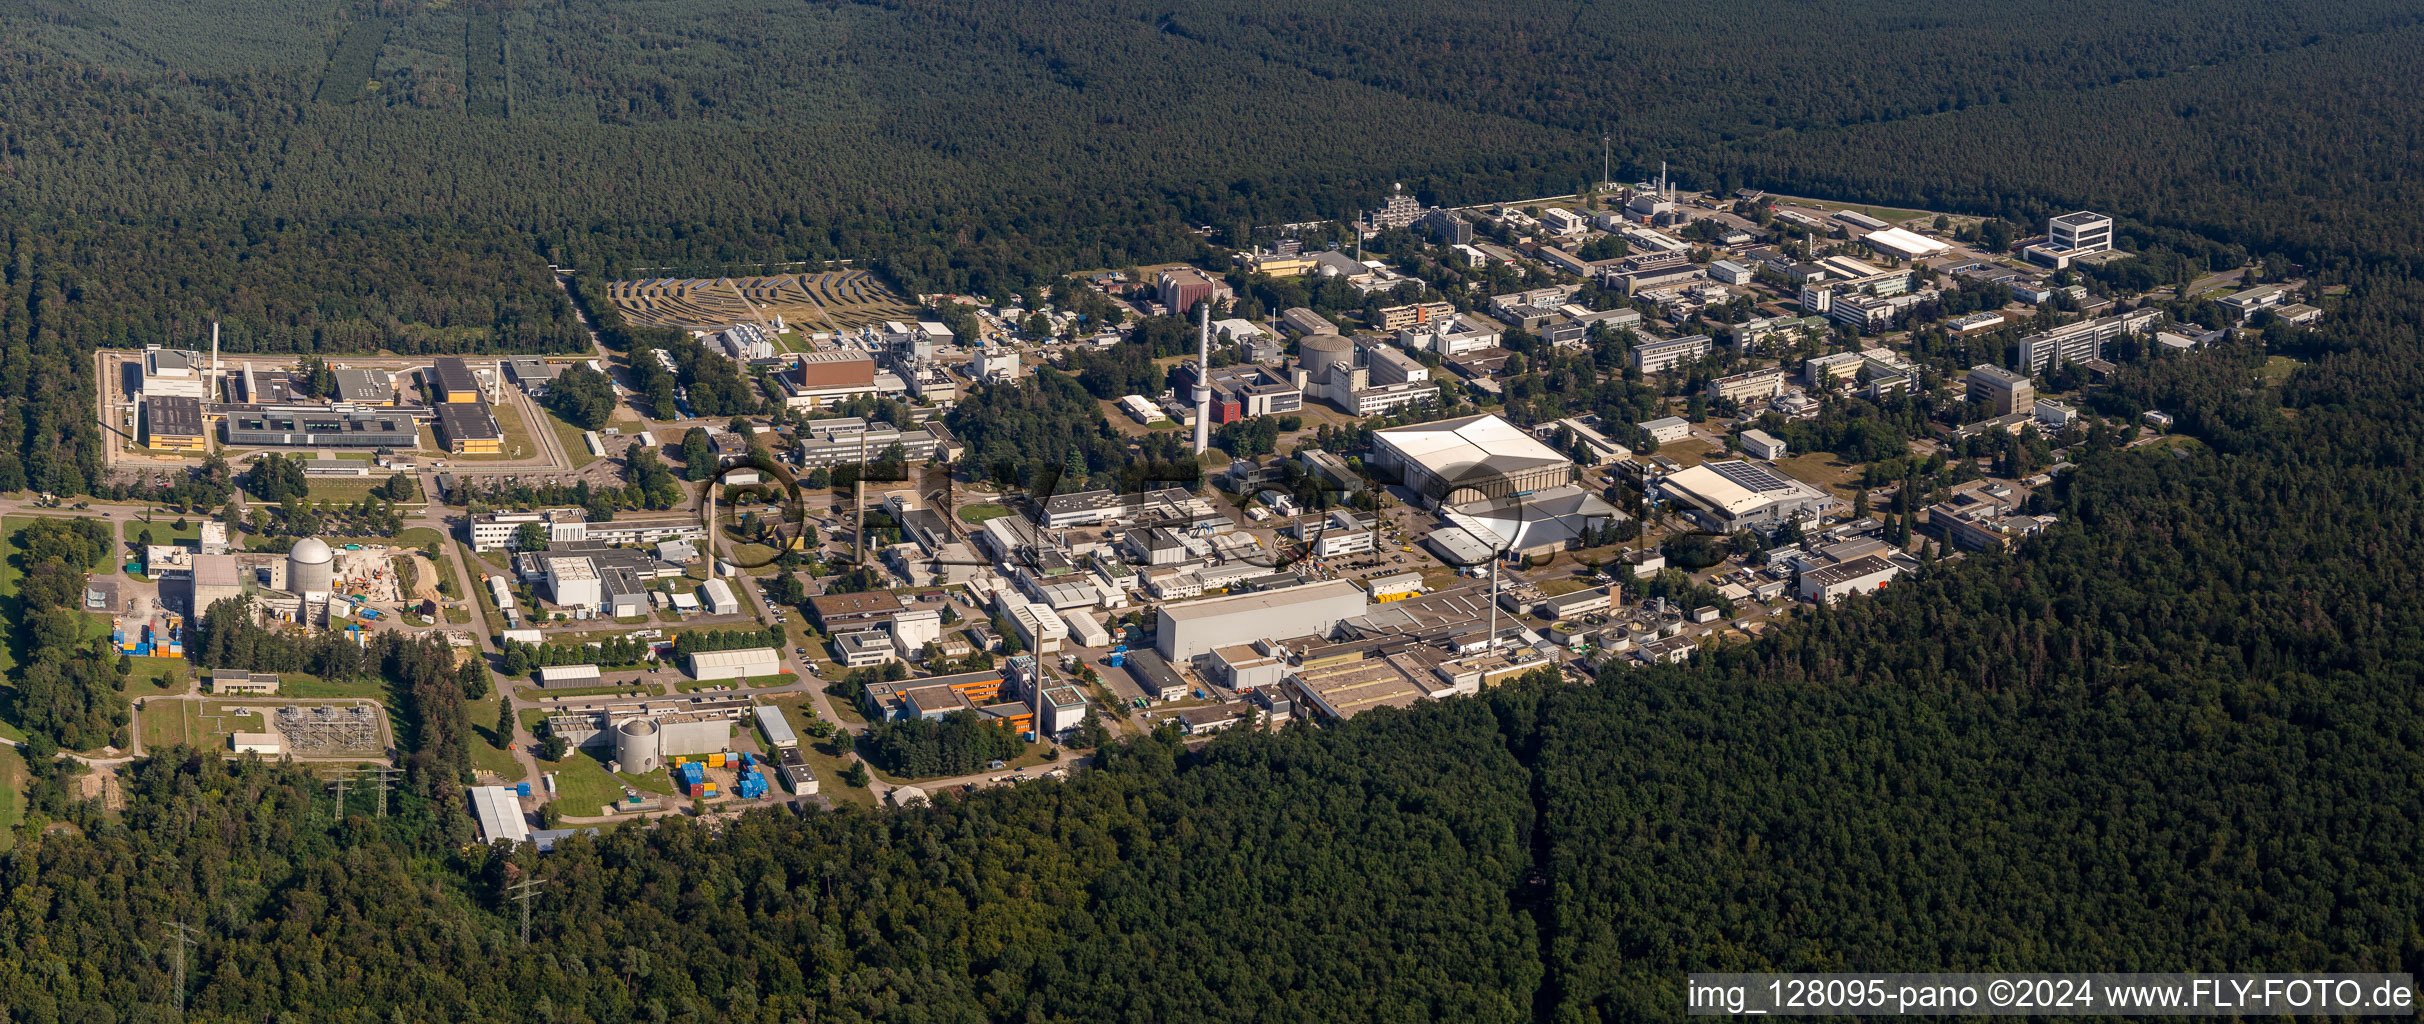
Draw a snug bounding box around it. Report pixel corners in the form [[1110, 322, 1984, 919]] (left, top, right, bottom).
[[1708, 460, 1796, 494]]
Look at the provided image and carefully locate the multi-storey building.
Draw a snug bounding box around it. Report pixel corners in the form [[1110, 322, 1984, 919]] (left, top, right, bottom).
[[1629, 334, 1713, 374], [1374, 302, 1457, 332], [1707, 367, 1787, 404], [2017, 308, 2160, 373], [1966, 365, 2035, 415], [2024, 211, 2114, 269], [1365, 186, 1427, 230], [469, 508, 706, 553], [1156, 267, 1233, 315]]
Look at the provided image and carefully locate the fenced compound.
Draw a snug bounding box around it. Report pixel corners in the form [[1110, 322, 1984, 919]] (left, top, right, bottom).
[[275, 705, 385, 756]]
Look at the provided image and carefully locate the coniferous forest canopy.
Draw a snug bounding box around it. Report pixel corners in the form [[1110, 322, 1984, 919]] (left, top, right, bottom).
[[3, 0, 2424, 1019]]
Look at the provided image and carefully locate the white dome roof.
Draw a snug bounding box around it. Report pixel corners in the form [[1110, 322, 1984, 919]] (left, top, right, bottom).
[[289, 537, 333, 563]]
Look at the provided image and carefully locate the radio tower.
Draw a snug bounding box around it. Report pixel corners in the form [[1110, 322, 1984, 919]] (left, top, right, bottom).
[[1191, 302, 1212, 454]]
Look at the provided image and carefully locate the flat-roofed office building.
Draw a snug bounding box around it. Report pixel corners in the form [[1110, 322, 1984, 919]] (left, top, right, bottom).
[[224, 408, 420, 448], [331, 368, 395, 405]]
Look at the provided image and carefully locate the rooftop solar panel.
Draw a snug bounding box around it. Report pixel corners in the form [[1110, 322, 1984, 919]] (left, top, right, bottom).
[[1709, 461, 1795, 493]]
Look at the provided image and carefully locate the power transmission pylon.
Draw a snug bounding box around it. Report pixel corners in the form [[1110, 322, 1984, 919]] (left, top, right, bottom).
[[507, 877, 546, 946], [166, 920, 200, 1019]]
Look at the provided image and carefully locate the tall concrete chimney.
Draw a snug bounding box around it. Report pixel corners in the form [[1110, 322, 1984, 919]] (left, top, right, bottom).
[[210, 322, 220, 402], [1192, 301, 1212, 455]]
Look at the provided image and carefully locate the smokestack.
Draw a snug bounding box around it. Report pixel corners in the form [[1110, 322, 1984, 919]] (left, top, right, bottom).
[[210, 322, 220, 402], [1660, 160, 1669, 201], [1192, 302, 1212, 455]]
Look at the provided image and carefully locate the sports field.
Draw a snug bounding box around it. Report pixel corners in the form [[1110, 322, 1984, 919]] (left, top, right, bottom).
[[604, 270, 919, 332]]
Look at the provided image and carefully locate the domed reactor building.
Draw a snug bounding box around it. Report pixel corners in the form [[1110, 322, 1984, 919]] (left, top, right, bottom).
[[287, 537, 335, 601]]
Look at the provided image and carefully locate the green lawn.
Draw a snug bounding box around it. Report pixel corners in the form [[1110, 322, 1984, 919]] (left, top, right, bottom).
[[955, 503, 1015, 525], [126, 657, 190, 696], [726, 542, 781, 573], [306, 477, 407, 504], [541, 407, 604, 470], [121, 517, 202, 550], [466, 697, 528, 781], [800, 733, 877, 807], [1536, 578, 1592, 598], [139, 699, 275, 753], [547, 749, 673, 815], [2259, 355, 2304, 387], [1771, 451, 1865, 499]]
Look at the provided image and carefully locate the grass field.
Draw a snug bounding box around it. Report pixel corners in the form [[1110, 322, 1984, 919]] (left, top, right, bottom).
[[126, 657, 190, 697], [466, 696, 528, 782], [727, 542, 781, 573], [122, 517, 201, 551], [139, 699, 277, 753], [548, 749, 673, 815], [1770, 451, 1866, 499], [798, 731, 877, 807], [2259, 355, 2305, 387], [1536, 577, 1593, 598], [956, 503, 1015, 525], [542, 407, 604, 470], [306, 477, 405, 503]]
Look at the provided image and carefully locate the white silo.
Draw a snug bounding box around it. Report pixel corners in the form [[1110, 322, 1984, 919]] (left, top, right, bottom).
[[614, 717, 663, 774], [288, 537, 335, 599]]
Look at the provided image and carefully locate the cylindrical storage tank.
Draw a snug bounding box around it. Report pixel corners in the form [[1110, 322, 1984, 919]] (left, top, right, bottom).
[[614, 718, 662, 774], [1298, 334, 1354, 383], [288, 537, 335, 597]]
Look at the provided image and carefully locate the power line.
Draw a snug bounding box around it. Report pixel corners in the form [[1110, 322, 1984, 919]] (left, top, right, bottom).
[[328, 765, 403, 817]]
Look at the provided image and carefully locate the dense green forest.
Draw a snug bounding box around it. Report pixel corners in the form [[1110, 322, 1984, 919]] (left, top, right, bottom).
[[1, 0, 2421, 492], [4, 0, 2424, 1019]]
